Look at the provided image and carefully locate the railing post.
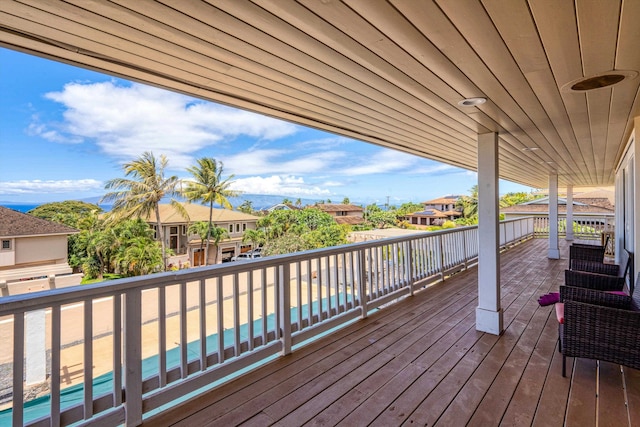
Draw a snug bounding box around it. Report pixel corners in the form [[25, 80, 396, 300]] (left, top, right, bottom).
[[406, 241, 414, 296], [358, 248, 368, 318], [124, 289, 142, 426], [279, 264, 292, 355], [438, 235, 445, 280], [462, 229, 469, 269]]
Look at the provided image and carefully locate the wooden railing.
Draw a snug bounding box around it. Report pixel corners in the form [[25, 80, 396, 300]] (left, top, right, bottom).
[[532, 215, 615, 240], [0, 217, 534, 426]]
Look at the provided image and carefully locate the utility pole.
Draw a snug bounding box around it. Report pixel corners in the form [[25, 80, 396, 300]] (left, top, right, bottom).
[[385, 195, 390, 211]]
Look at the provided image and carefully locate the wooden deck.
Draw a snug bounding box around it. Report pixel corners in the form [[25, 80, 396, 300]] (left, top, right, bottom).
[[145, 238, 640, 426]]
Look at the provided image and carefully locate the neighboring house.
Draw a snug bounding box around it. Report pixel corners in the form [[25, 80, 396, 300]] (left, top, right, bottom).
[[264, 203, 301, 213], [314, 203, 365, 225], [145, 203, 262, 266], [500, 189, 615, 239], [500, 189, 615, 220], [408, 195, 462, 226], [421, 195, 463, 212], [0, 206, 81, 296]]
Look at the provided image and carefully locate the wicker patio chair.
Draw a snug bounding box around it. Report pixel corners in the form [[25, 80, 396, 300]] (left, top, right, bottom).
[[569, 243, 605, 264], [558, 279, 640, 377], [564, 269, 625, 291], [569, 259, 619, 276]]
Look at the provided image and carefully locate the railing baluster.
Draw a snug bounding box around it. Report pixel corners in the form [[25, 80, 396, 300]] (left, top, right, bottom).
[[12, 312, 24, 427], [199, 279, 207, 370], [296, 262, 302, 327], [180, 281, 188, 377], [261, 269, 268, 344], [306, 260, 313, 326], [113, 294, 122, 406], [158, 286, 167, 387], [51, 305, 61, 427], [247, 271, 254, 351], [124, 289, 142, 426], [84, 299, 93, 419], [316, 257, 322, 318], [216, 277, 224, 363], [279, 263, 291, 355], [233, 273, 240, 357]]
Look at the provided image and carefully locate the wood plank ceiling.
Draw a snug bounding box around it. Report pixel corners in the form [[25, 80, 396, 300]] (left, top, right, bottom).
[[1, 0, 639, 189]]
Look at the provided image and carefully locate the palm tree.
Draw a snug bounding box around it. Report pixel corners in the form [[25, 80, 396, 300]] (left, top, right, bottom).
[[101, 151, 185, 270], [457, 185, 479, 219], [188, 221, 211, 266], [183, 158, 238, 265], [207, 226, 229, 264], [242, 228, 266, 251]]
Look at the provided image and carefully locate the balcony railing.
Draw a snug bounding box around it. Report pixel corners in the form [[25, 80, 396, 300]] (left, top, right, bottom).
[[0, 218, 534, 426], [532, 215, 615, 240]]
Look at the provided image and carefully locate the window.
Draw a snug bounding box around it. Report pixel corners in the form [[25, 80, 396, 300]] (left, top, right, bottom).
[[229, 224, 233, 233], [181, 225, 187, 234], [1, 240, 10, 250], [236, 223, 240, 232], [242, 223, 247, 231]]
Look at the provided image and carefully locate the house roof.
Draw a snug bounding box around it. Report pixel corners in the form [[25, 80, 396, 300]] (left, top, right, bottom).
[[501, 203, 613, 215], [408, 209, 448, 218], [334, 216, 365, 226], [2, 3, 639, 189], [421, 196, 462, 205], [0, 206, 78, 238], [315, 204, 364, 213], [146, 204, 261, 224], [265, 203, 301, 212]]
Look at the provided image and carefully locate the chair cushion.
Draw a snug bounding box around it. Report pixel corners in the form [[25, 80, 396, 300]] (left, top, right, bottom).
[[555, 303, 564, 324]]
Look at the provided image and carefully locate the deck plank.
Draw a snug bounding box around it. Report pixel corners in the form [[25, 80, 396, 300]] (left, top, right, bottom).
[[597, 361, 628, 426], [500, 313, 562, 426], [566, 358, 598, 427], [624, 367, 640, 426], [139, 238, 640, 427]]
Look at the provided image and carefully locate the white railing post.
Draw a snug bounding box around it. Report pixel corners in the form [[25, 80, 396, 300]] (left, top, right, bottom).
[[358, 248, 368, 318], [124, 289, 142, 426], [406, 241, 414, 295], [358, 249, 369, 319], [279, 264, 292, 355], [438, 235, 446, 280]]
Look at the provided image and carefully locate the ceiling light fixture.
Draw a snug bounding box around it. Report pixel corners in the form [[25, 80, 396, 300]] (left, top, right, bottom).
[[522, 147, 539, 152], [458, 97, 486, 107], [562, 70, 638, 92]]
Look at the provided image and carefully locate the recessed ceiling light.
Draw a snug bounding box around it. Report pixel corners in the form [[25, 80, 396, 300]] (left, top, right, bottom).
[[458, 97, 486, 107], [562, 70, 638, 92]]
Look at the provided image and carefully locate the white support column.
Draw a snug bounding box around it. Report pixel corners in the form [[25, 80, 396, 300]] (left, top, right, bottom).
[[548, 173, 560, 258], [566, 184, 574, 241], [476, 132, 503, 335]]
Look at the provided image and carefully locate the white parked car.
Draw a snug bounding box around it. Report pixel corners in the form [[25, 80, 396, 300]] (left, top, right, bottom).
[[231, 250, 262, 261]]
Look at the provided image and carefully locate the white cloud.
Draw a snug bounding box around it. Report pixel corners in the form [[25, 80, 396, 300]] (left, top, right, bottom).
[[0, 179, 102, 195], [230, 175, 331, 197], [343, 150, 419, 175], [224, 149, 345, 175], [35, 81, 298, 168]]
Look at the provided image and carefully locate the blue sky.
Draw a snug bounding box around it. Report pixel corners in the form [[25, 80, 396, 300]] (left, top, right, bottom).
[[0, 47, 532, 206]]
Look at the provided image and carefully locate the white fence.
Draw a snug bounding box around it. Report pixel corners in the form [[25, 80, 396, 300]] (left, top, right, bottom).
[[532, 215, 615, 240], [0, 217, 533, 427]]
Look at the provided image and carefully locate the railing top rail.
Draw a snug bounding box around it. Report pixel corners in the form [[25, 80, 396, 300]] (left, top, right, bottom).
[[0, 217, 534, 315]]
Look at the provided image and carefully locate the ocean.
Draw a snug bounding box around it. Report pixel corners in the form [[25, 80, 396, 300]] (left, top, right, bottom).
[[1, 204, 40, 213]]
